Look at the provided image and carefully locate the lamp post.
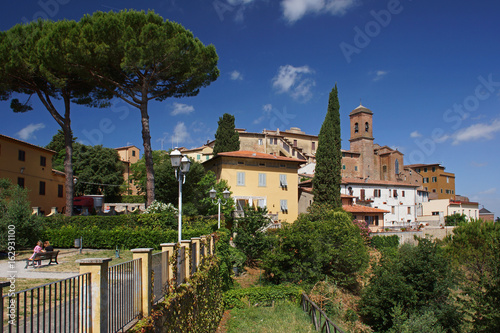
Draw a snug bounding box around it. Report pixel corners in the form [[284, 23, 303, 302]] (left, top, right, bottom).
[[170, 149, 191, 243], [209, 187, 230, 229]]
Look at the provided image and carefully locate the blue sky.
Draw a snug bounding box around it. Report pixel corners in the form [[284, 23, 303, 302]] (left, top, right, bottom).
[[1, 0, 499, 215]]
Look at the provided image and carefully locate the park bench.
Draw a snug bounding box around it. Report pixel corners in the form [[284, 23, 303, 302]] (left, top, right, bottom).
[[25, 251, 60, 269]]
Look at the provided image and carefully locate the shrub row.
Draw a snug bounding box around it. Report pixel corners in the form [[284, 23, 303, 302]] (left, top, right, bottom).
[[223, 285, 303, 309], [370, 235, 400, 250]]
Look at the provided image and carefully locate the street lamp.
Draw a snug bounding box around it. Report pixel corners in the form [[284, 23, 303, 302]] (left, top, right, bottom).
[[170, 149, 191, 243], [209, 187, 230, 229]]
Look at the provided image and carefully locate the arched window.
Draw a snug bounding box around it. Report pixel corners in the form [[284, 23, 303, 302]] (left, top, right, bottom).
[[348, 187, 353, 196], [395, 159, 399, 174], [354, 123, 358, 133], [365, 122, 369, 132]]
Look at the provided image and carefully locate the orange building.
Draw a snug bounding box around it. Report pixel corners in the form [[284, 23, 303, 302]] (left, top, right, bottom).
[[115, 145, 141, 195], [0, 134, 65, 215], [405, 163, 455, 199]]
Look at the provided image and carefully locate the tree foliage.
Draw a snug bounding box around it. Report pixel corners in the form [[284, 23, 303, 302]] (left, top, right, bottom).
[[73, 10, 220, 206], [0, 178, 44, 250], [312, 85, 342, 208], [446, 220, 500, 332], [359, 238, 459, 332], [445, 213, 467, 226], [262, 208, 369, 288], [213, 113, 240, 155], [233, 206, 272, 265], [0, 19, 111, 215]]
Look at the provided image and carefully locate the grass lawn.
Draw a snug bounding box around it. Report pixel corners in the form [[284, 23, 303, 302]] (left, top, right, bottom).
[[225, 302, 315, 333]]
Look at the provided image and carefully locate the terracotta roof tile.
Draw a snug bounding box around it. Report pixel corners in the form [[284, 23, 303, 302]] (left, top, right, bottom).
[[342, 205, 390, 213], [215, 150, 303, 163]]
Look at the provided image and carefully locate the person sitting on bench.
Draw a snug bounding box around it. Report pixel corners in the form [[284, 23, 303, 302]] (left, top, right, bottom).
[[29, 241, 43, 267], [42, 241, 54, 252]]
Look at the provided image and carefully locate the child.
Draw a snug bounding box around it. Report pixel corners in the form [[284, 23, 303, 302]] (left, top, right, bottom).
[[29, 241, 43, 267], [43, 241, 54, 252]]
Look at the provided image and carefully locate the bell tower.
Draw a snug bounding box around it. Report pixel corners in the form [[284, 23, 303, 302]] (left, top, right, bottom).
[[349, 104, 376, 179]]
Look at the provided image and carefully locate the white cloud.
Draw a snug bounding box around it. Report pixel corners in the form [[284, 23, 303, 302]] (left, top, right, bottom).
[[452, 119, 500, 145], [17, 123, 45, 140], [171, 103, 194, 116], [281, 0, 357, 23], [371, 70, 388, 81], [263, 104, 273, 114], [171, 122, 191, 145], [478, 188, 497, 195], [272, 65, 315, 101], [230, 70, 243, 81], [410, 130, 422, 138]]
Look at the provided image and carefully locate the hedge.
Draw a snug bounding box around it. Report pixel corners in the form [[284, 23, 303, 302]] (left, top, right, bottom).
[[223, 285, 303, 309], [42, 215, 218, 250], [370, 235, 400, 250]]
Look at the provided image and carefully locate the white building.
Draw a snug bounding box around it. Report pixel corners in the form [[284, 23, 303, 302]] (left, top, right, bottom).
[[341, 178, 422, 228], [422, 199, 479, 222]]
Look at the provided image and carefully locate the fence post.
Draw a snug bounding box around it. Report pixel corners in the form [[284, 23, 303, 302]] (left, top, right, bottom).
[[77, 258, 112, 333], [191, 237, 201, 272], [180, 240, 191, 280], [211, 234, 216, 253], [160, 243, 175, 286], [131, 248, 153, 318], [1, 281, 10, 333]]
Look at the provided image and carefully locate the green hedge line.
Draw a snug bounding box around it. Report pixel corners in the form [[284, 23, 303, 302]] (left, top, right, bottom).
[[223, 285, 304, 309], [41, 214, 217, 250], [370, 235, 400, 250]]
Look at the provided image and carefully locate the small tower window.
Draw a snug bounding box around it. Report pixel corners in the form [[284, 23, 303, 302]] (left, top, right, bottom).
[[354, 123, 359, 133], [395, 159, 399, 175], [365, 122, 369, 132]]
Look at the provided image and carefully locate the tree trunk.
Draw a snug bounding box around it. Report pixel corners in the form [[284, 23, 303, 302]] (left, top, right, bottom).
[[140, 101, 155, 206], [62, 96, 73, 216]]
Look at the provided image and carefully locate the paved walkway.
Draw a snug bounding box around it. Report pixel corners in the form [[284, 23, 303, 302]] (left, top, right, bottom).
[[0, 260, 78, 280]]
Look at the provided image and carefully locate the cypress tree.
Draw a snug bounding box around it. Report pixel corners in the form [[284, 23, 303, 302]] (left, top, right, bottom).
[[213, 113, 240, 155], [312, 85, 342, 208]]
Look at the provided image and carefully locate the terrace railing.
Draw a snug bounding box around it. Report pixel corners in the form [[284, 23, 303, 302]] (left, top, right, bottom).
[[301, 293, 345, 333], [1, 273, 90, 333]]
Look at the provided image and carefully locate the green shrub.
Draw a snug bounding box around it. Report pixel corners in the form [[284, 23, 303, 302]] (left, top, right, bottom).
[[224, 285, 303, 309], [370, 235, 399, 250], [119, 195, 145, 203], [215, 228, 233, 291]]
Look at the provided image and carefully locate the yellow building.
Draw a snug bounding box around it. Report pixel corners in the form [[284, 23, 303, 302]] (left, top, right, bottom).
[[405, 163, 455, 199], [0, 134, 65, 215], [115, 145, 141, 195], [180, 142, 215, 162], [203, 150, 302, 223]]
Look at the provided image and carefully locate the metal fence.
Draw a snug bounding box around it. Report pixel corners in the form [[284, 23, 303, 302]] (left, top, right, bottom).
[[151, 252, 169, 304], [108, 258, 142, 333], [2, 273, 90, 333], [301, 293, 345, 333]]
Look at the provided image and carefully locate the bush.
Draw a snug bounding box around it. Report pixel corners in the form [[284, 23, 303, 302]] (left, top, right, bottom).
[[370, 235, 399, 250], [119, 195, 145, 203], [262, 209, 369, 288], [223, 285, 303, 309], [0, 178, 44, 250], [214, 229, 233, 291]]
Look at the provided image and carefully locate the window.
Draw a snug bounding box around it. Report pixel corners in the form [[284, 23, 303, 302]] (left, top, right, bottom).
[[432, 166, 436, 172], [389, 189, 392, 197], [342, 152, 345, 157], [197, 154, 201, 160], [236, 199, 248, 211], [342, 165, 346, 170], [206, 155, 210, 160], [348, 187, 353, 196], [432, 177, 437, 182], [18, 150, 25, 161], [258, 139, 263, 145], [40, 156, 46, 167], [424, 167, 428, 172], [432, 189, 436, 193], [280, 199, 288, 213], [416, 168, 421, 173], [365, 122, 369, 132], [432, 211, 440, 216], [383, 165, 387, 172], [258, 173, 266, 187], [354, 123, 359, 133], [58, 184, 63, 198], [360, 189, 365, 201], [407, 207, 411, 214], [279, 174, 288, 187], [402, 191, 405, 197], [354, 166, 358, 171], [395, 159, 399, 174], [132, 150, 136, 157], [373, 189, 381, 197], [423, 178, 429, 183], [39, 181, 46, 195], [312, 142, 316, 151], [393, 190, 398, 197], [391, 206, 395, 214], [237, 172, 245, 186], [17, 177, 25, 188], [293, 140, 297, 147]]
